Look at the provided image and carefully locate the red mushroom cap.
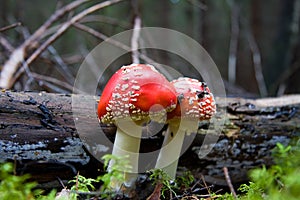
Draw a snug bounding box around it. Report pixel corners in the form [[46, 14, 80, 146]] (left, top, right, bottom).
[[98, 64, 177, 124], [167, 77, 216, 121]]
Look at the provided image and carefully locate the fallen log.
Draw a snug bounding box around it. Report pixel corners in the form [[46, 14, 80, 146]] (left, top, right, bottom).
[[0, 90, 299, 188]]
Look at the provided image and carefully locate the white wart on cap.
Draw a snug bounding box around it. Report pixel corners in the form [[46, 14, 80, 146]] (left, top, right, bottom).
[[98, 64, 177, 124]]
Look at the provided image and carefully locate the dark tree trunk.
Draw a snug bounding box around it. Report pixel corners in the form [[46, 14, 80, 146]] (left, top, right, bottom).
[[0, 91, 299, 188]]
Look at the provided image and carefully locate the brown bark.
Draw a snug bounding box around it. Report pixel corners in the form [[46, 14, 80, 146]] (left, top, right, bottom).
[[0, 91, 299, 188]]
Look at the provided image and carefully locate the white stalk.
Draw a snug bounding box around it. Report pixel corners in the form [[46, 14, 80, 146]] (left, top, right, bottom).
[[155, 119, 198, 179], [108, 122, 143, 191]]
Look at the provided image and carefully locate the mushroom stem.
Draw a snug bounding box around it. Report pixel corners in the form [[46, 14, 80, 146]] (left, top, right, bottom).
[[155, 119, 198, 179], [155, 124, 183, 179], [108, 123, 143, 190]]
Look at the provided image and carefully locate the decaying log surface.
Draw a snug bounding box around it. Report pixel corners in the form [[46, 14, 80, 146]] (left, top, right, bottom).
[[0, 90, 299, 188], [185, 95, 300, 186]]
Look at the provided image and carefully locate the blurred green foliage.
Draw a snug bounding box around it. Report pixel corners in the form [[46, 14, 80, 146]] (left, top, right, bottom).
[[218, 140, 300, 200], [1, 140, 300, 199], [0, 163, 56, 200]]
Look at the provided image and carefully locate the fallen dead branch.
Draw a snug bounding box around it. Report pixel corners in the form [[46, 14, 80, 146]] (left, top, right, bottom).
[[0, 0, 125, 89], [0, 91, 299, 187]]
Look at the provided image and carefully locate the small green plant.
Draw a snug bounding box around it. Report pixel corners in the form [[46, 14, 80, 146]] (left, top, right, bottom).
[[97, 154, 132, 197], [175, 170, 195, 190], [67, 154, 132, 199], [36, 190, 57, 200], [69, 173, 98, 191], [214, 192, 236, 200], [0, 162, 56, 200], [148, 169, 195, 199], [68, 172, 98, 199], [148, 168, 178, 198], [222, 140, 300, 200], [238, 182, 264, 200]]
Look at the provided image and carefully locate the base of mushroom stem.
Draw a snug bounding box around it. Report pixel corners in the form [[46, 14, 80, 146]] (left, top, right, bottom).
[[108, 174, 138, 198], [124, 172, 138, 188], [120, 181, 138, 198]]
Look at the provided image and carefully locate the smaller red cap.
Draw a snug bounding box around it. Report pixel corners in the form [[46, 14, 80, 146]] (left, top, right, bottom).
[[167, 77, 216, 121]]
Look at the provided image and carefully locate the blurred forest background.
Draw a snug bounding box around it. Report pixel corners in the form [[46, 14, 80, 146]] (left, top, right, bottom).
[[0, 0, 300, 97]]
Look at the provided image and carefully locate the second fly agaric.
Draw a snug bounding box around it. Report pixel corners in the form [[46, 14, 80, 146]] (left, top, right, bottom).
[[155, 77, 216, 179], [97, 64, 177, 191]]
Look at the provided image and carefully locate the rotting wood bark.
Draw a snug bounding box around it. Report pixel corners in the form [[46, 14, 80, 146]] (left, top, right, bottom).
[[0, 91, 299, 188]]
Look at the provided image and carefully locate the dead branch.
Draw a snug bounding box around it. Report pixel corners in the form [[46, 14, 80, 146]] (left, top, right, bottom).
[[131, 0, 142, 64], [80, 15, 131, 29], [131, 16, 142, 64], [223, 167, 237, 199], [11, 0, 126, 89], [228, 2, 240, 84], [0, 91, 299, 187], [0, 34, 14, 53], [46, 45, 75, 84], [273, 0, 300, 96], [0, 0, 89, 89], [0, 22, 21, 32], [30, 72, 79, 93], [73, 22, 131, 51], [73, 22, 172, 79], [0, 0, 92, 89], [24, 0, 126, 66], [29, 0, 89, 44], [246, 26, 268, 97]]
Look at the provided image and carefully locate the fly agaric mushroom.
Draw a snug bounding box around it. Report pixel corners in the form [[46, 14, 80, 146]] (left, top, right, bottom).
[[155, 77, 216, 179], [97, 64, 177, 191]]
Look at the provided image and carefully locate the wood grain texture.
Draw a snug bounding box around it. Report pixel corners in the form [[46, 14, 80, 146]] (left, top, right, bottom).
[[0, 91, 299, 187]]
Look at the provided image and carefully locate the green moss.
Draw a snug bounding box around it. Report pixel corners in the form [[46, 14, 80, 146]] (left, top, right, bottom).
[[0, 163, 56, 200]]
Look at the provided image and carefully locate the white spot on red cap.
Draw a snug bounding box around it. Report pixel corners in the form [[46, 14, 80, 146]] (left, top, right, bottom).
[[167, 77, 216, 121], [97, 64, 177, 124]]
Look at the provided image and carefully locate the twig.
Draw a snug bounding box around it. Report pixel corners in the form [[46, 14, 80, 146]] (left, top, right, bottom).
[[25, 0, 125, 65], [62, 54, 84, 65], [80, 15, 131, 29], [26, 0, 89, 45], [228, 2, 239, 84], [131, 16, 141, 64], [200, 174, 211, 196], [15, 0, 126, 85], [75, 171, 79, 191], [38, 80, 71, 94], [73, 22, 130, 52], [23, 61, 35, 91], [73, 22, 173, 79], [0, 0, 89, 89], [131, 0, 141, 64], [246, 28, 268, 97], [274, 0, 300, 96], [146, 182, 163, 200], [3, 0, 126, 90], [47, 45, 75, 83], [223, 167, 237, 199], [0, 34, 14, 52], [0, 22, 21, 32], [57, 177, 67, 189], [14, 24, 75, 89], [30, 72, 82, 93]]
